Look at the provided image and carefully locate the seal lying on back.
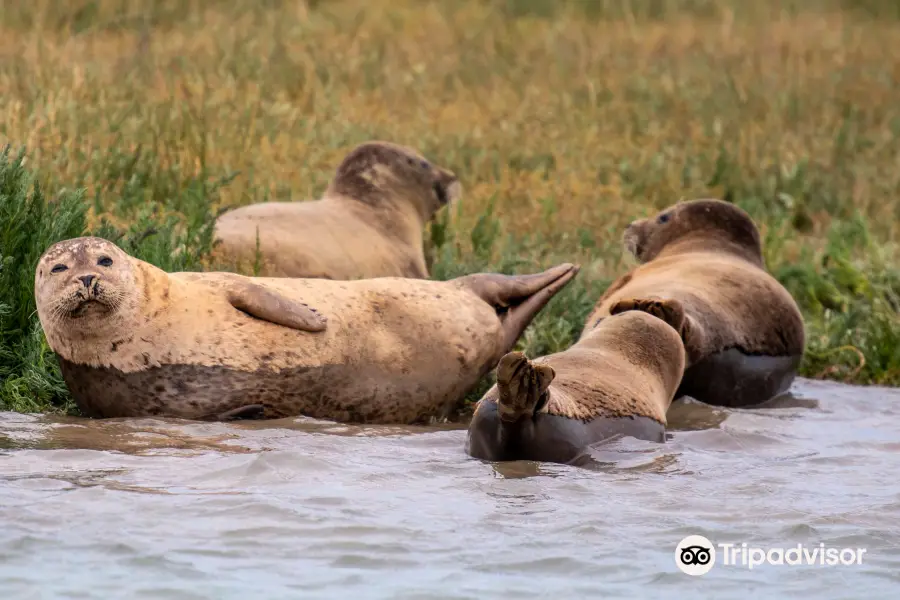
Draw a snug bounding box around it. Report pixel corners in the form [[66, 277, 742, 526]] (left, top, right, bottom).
[[466, 306, 687, 465], [585, 198, 806, 408], [213, 141, 460, 280], [34, 237, 578, 423]]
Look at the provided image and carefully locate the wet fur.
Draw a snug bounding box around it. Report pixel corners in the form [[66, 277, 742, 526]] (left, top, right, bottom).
[[466, 310, 686, 464], [584, 198, 805, 408], [35, 237, 578, 423], [212, 141, 461, 280]]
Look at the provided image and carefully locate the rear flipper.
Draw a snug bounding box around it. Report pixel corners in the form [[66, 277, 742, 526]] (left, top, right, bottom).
[[458, 263, 579, 354], [495, 351, 555, 423]]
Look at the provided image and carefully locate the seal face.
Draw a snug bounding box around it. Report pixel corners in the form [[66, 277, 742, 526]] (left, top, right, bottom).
[[465, 308, 687, 466], [35, 237, 578, 424], [34, 237, 142, 346], [585, 198, 806, 408], [212, 140, 462, 280]]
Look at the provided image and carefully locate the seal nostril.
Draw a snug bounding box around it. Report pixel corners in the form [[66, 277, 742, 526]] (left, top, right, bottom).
[[79, 275, 96, 289], [433, 182, 448, 205]]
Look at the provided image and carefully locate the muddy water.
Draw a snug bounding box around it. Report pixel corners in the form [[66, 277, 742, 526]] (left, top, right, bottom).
[[1, 378, 899, 599]]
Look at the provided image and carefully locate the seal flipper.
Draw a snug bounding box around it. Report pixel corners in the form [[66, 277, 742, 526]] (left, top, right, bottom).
[[609, 296, 703, 350], [226, 281, 327, 332], [495, 352, 555, 423], [458, 263, 579, 353]]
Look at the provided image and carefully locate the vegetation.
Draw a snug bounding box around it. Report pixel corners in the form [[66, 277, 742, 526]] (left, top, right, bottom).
[[1, 0, 899, 414]]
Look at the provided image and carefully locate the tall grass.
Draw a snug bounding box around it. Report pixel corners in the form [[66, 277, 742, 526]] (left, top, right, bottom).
[[1, 0, 899, 413]]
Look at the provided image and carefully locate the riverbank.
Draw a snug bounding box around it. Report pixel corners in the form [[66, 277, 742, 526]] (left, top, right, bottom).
[[2, 0, 899, 414]]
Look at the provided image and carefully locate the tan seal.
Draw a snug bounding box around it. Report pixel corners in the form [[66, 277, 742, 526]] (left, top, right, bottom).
[[34, 237, 578, 423], [584, 198, 806, 408], [212, 141, 461, 280], [466, 306, 686, 465]]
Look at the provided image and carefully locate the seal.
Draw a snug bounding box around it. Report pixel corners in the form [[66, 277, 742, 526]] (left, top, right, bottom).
[[465, 306, 687, 465], [34, 237, 578, 424], [212, 141, 461, 280], [583, 198, 806, 408]]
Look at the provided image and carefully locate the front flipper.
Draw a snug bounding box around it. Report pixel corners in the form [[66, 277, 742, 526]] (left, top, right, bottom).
[[609, 296, 704, 355], [495, 351, 555, 423], [226, 280, 327, 333]]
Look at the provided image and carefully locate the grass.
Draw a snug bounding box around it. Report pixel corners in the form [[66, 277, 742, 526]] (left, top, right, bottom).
[[1, 0, 899, 414]]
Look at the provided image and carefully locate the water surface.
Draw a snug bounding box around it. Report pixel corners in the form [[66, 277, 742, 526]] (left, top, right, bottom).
[[1, 377, 899, 599]]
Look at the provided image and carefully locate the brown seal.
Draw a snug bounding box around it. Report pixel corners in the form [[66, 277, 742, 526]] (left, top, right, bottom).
[[584, 198, 805, 408], [466, 306, 686, 465], [34, 237, 578, 423], [212, 141, 461, 280]]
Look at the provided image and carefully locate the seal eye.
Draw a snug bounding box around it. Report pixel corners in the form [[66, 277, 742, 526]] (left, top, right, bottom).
[[657, 213, 671, 224], [97, 256, 113, 267], [50, 264, 68, 274]]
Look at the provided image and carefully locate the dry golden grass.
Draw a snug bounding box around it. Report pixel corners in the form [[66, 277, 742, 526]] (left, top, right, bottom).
[[2, 0, 900, 412], [2, 1, 898, 250]]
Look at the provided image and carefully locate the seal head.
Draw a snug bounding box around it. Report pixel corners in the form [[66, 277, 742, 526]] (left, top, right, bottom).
[[34, 237, 142, 341], [623, 198, 763, 266], [326, 141, 462, 223]]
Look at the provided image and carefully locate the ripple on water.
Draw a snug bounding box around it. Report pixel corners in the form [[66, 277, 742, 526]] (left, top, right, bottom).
[[1, 378, 900, 599]]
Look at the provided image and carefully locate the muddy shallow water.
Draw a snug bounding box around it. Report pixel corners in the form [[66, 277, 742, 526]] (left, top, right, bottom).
[[1, 377, 899, 599]]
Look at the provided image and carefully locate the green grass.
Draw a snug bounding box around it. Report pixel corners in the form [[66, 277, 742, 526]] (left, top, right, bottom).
[[0, 144, 233, 413], [1, 0, 900, 414]]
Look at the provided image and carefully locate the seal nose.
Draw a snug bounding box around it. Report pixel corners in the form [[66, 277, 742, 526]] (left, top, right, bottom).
[[79, 274, 96, 289]]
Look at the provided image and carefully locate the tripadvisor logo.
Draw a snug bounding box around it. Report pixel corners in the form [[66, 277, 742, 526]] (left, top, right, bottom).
[[674, 535, 868, 575], [675, 535, 716, 576]]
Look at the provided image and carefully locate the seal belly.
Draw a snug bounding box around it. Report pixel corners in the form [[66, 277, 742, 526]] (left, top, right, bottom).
[[57, 357, 449, 423], [675, 348, 802, 408]]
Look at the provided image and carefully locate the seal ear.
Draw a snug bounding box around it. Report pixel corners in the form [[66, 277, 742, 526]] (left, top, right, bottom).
[[226, 281, 327, 333]]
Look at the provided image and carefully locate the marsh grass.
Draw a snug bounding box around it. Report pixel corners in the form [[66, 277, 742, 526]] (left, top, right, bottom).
[[1, 0, 899, 414]]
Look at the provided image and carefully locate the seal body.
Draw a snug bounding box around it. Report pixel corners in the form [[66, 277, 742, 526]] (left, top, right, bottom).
[[584, 198, 805, 408], [465, 309, 686, 465], [35, 237, 577, 423], [213, 141, 461, 280]]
